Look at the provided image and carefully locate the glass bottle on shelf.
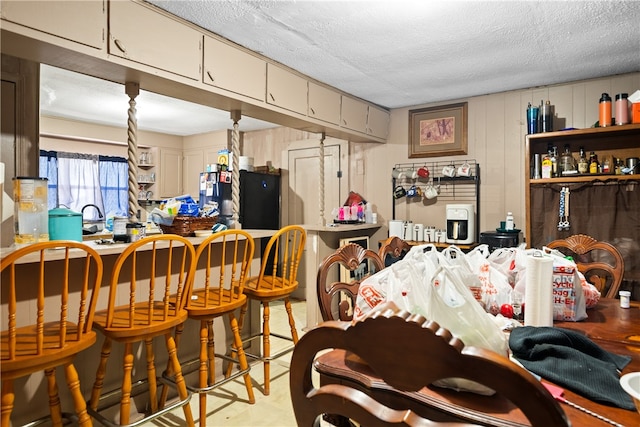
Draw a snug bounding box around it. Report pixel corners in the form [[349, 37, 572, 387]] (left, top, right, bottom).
[[589, 152, 599, 174], [559, 144, 575, 175], [615, 158, 623, 175], [577, 147, 588, 174], [602, 156, 611, 174], [550, 146, 558, 177]]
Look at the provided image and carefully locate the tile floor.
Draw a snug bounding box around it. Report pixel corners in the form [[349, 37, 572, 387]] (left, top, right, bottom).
[[150, 298, 310, 427]]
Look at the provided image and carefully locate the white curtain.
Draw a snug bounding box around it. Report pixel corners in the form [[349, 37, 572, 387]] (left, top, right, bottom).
[[57, 152, 104, 219], [99, 155, 129, 218]]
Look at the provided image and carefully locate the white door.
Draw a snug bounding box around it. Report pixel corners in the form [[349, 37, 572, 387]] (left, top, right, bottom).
[[288, 144, 341, 226], [288, 144, 341, 302]]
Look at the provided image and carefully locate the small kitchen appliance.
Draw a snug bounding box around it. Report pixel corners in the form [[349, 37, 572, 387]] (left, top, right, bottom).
[[446, 204, 475, 244]]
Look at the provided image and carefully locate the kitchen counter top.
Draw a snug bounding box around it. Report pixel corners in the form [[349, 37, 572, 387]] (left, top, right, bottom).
[[303, 223, 381, 232], [0, 229, 278, 264]]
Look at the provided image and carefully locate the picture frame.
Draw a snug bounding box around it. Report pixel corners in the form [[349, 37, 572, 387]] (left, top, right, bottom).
[[409, 102, 468, 158], [338, 236, 370, 282]]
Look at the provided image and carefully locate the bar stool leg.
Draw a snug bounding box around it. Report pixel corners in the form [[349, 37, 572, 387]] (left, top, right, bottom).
[[229, 312, 255, 404], [63, 363, 92, 426], [145, 338, 158, 414], [121, 343, 134, 426], [262, 302, 271, 396], [284, 297, 299, 344], [165, 333, 194, 426], [45, 368, 64, 427], [225, 302, 249, 379], [1, 380, 14, 427], [199, 321, 209, 427], [89, 337, 112, 410]]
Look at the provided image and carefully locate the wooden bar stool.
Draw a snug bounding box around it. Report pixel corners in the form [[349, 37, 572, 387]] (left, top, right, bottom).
[[1, 241, 103, 427], [162, 230, 256, 427], [88, 235, 196, 427], [228, 225, 306, 396]]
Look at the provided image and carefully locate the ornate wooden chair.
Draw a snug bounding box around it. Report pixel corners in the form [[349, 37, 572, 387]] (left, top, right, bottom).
[[88, 235, 196, 426], [546, 234, 624, 299], [378, 236, 412, 267], [229, 225, 306, 396], [290, 302, 570, 427], [1, 241, 103, 427], [164, 230, 256, 427], [317, 243, 385, 322]]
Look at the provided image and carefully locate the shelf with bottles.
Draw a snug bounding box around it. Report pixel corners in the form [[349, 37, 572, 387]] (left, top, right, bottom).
[[526, 124, 640, 185], [524, 123, 640, 249]]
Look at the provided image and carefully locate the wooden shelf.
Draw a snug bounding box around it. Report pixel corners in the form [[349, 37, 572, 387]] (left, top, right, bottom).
[[524, 124, 640, 249], [530, 174, 639, 185]]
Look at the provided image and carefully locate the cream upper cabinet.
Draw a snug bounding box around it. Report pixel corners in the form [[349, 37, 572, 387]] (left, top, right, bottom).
[[366, 105, 390, 139], [158, 148, 183, 198], [203, 36, 266, 101], [0, 0, 105, 49], [266, 64, 308, 115], [308, 82, 341, 125], [109, 1, 201, 80], [340, 95, 368, 134]]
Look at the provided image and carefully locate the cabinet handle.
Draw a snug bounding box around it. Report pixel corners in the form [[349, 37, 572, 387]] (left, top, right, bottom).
[[114, 38, 126, 53], [206, 71, 214, 82], [269, 93, 275, 102], [310, 107, 316, 115], [343, 119, 348, 126]]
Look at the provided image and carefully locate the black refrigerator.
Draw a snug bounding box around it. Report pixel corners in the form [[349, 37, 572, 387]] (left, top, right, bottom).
[[199, 170, 280, 229]]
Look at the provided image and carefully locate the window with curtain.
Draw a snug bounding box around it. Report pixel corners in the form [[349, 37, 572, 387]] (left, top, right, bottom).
[[39, 150, 58, 209], [99, 155, 129, 218], [39, 150, 129, 220]]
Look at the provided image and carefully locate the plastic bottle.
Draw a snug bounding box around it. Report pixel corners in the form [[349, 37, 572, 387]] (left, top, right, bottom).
[[541, 150, 553, 179], [505, 212, 514, 231], [615, 93, 629, 125], [364, 202, 373, 223], [599, 93, 612, 127]]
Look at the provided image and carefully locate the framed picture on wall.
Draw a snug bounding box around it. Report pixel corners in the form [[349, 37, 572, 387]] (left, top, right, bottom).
[[409, 102, 468, 158], [338, 236, 370, 282]]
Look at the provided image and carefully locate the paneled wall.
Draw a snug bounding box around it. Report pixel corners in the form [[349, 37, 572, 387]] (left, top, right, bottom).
[[352, 72, 640, 245]]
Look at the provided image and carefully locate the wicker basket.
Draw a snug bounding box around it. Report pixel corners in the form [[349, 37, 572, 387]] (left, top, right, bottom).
[[159, 215, 218, 237]]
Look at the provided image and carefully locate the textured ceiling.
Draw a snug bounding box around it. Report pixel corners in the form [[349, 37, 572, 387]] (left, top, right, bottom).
[[41, 0, 640, 136], [147, 0, 640, 108]]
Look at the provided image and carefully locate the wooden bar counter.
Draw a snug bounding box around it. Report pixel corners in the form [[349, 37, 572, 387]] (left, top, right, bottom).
[[0, 230, 277, 425]]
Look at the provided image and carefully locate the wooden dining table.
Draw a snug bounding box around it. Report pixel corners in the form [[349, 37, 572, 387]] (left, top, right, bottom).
[[549, 297, 640, 426], [315, 297, 640, 426]]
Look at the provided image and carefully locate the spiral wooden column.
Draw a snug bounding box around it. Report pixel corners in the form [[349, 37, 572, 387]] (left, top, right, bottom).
[[125, 82, 140, 222], [231, 111, 241, 228], [319, 133, 326, 226]]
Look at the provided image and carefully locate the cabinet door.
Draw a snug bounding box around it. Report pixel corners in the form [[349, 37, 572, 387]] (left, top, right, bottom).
[[109, 1, 201, 80], [266, 64, 307, 115], [159, 148, 183, 198], [0, 0, 104, 49], [341, 96, 368, 134], [183, 149, 205, 198], [203, 36, 266, 101], [367, 105, 390, 139], [308, 82, 340, 125]]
